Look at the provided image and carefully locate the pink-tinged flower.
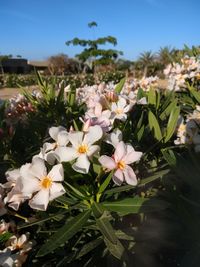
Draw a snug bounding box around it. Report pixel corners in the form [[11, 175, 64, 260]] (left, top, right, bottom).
[[99, 141, 142, 185], [20, 158, 65, 211], [84, 103, 111, 132], [55, 125, 103, 174]]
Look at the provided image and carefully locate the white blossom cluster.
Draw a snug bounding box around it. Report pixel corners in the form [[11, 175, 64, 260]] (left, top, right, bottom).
[[164, 56, 200, 91]]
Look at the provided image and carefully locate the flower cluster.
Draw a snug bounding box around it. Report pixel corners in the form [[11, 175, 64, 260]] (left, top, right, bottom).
[[164, 56, 200, 91], [5, 94, 35, 125], [175, 106, 200, 151]]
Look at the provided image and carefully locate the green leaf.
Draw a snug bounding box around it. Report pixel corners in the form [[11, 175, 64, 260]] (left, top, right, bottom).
[[137, 125, 145, 141], [102, 197, 147, 214], [161, 149, 177, 166], [98, 171, 113, 194], [104, 184, 133, 195], [148, 87, 156, 106], [96, 214, 118, 244], [148, 110, 162, 141], [164, 105, 180, 142], [92, 203, 118, 244], [104, 237, 125, 260], [102, 197, 169, 215], [188, 84, 200, 103], [160, 101, 176, 121], [0, 232, 13, 243], [64, 181, 89, 200], [37, 209, 91, 257], [76, 237, 103, 260], [139, 169, 170, 186], [115, 77, 125, 94]]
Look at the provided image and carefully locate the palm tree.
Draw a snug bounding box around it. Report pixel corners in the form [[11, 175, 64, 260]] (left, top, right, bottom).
[[138, 51, 155, 77], [158, 46, 174, 66]]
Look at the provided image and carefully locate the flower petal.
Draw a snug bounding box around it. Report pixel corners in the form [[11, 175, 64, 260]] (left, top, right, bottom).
[[123, 165, 137, 185], [57, 131, 69, 146], [49, 183, 66, 201], [55, 147, 78, 162], [83, 125, 103, 145], [99, 155, 116, 170], [48, 164, 64, 181], [29, 189, 49, 211], [19, 176, 40, 195], [29, 158, 47, 179], [123, 144, 143, 164], [113, 169, 124, 185], [87, 145, 100, 157], [68, 131, 84, 148], [114, 141, 126, 162], [5, 169, 20, 183], [72, 154, 90, 174], [105, 128, 122, 148], [49, 126, 66, 141]]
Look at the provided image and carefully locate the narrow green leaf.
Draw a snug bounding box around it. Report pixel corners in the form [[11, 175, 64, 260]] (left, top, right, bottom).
[[161, 149, 177, 166], [164, 105, 180, 142], [148, 110, 162, 141], [104, 184, 133, 195], [139, 169, 170, 186], [64, 181, 89, 200], [102, 197, 169, 215], [96, 214, 118, 244], [102, 197, 147, 214], [92, 202, 104, 218], [148, 87, 156, 106], [160, 101, 176, 121], [98, 171, 113, 194], [188, 84, 200, 103], [37, 209, 91, 257], [104, 237, 125, 260], [76, 237, 103, 260], [115, 77, 125, 94]]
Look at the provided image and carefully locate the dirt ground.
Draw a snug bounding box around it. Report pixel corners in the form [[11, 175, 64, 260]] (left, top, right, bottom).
[[0, 86, 38, 100]]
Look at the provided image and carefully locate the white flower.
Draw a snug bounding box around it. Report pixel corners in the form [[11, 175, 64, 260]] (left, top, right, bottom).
[[34, 126, 68, 165], [3, 165, 31, 211], [55, 125, 103, 173], [110, 97, 130, 122], [6, 233, 32, 254], [20, 158, 65, 211]]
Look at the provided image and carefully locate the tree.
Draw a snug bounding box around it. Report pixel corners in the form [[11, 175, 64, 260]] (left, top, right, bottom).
[[138, 51, 155, 77], [65, 22, 123, 73], [157, 46, 174, 66], [47, 53, 79, 75]]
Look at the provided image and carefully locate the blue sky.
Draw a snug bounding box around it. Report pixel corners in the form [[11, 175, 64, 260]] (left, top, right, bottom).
[[0, 0, 199, 61]]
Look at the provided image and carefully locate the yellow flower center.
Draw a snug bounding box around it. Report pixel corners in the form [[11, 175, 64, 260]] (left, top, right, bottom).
[[78, 144, 88, 154], [116, 108, 123, 114], [40, 176, 52, 189], [117, 160, 125, 170]]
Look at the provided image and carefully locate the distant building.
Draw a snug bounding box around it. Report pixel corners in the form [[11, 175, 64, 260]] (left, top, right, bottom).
[[1, 58, 30, 74], [1, 58, 49, 74], [28, 60, 49, 73]]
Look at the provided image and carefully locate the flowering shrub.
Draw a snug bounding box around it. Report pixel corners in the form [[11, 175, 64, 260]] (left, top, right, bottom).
[[1, 58, 200, 266]]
